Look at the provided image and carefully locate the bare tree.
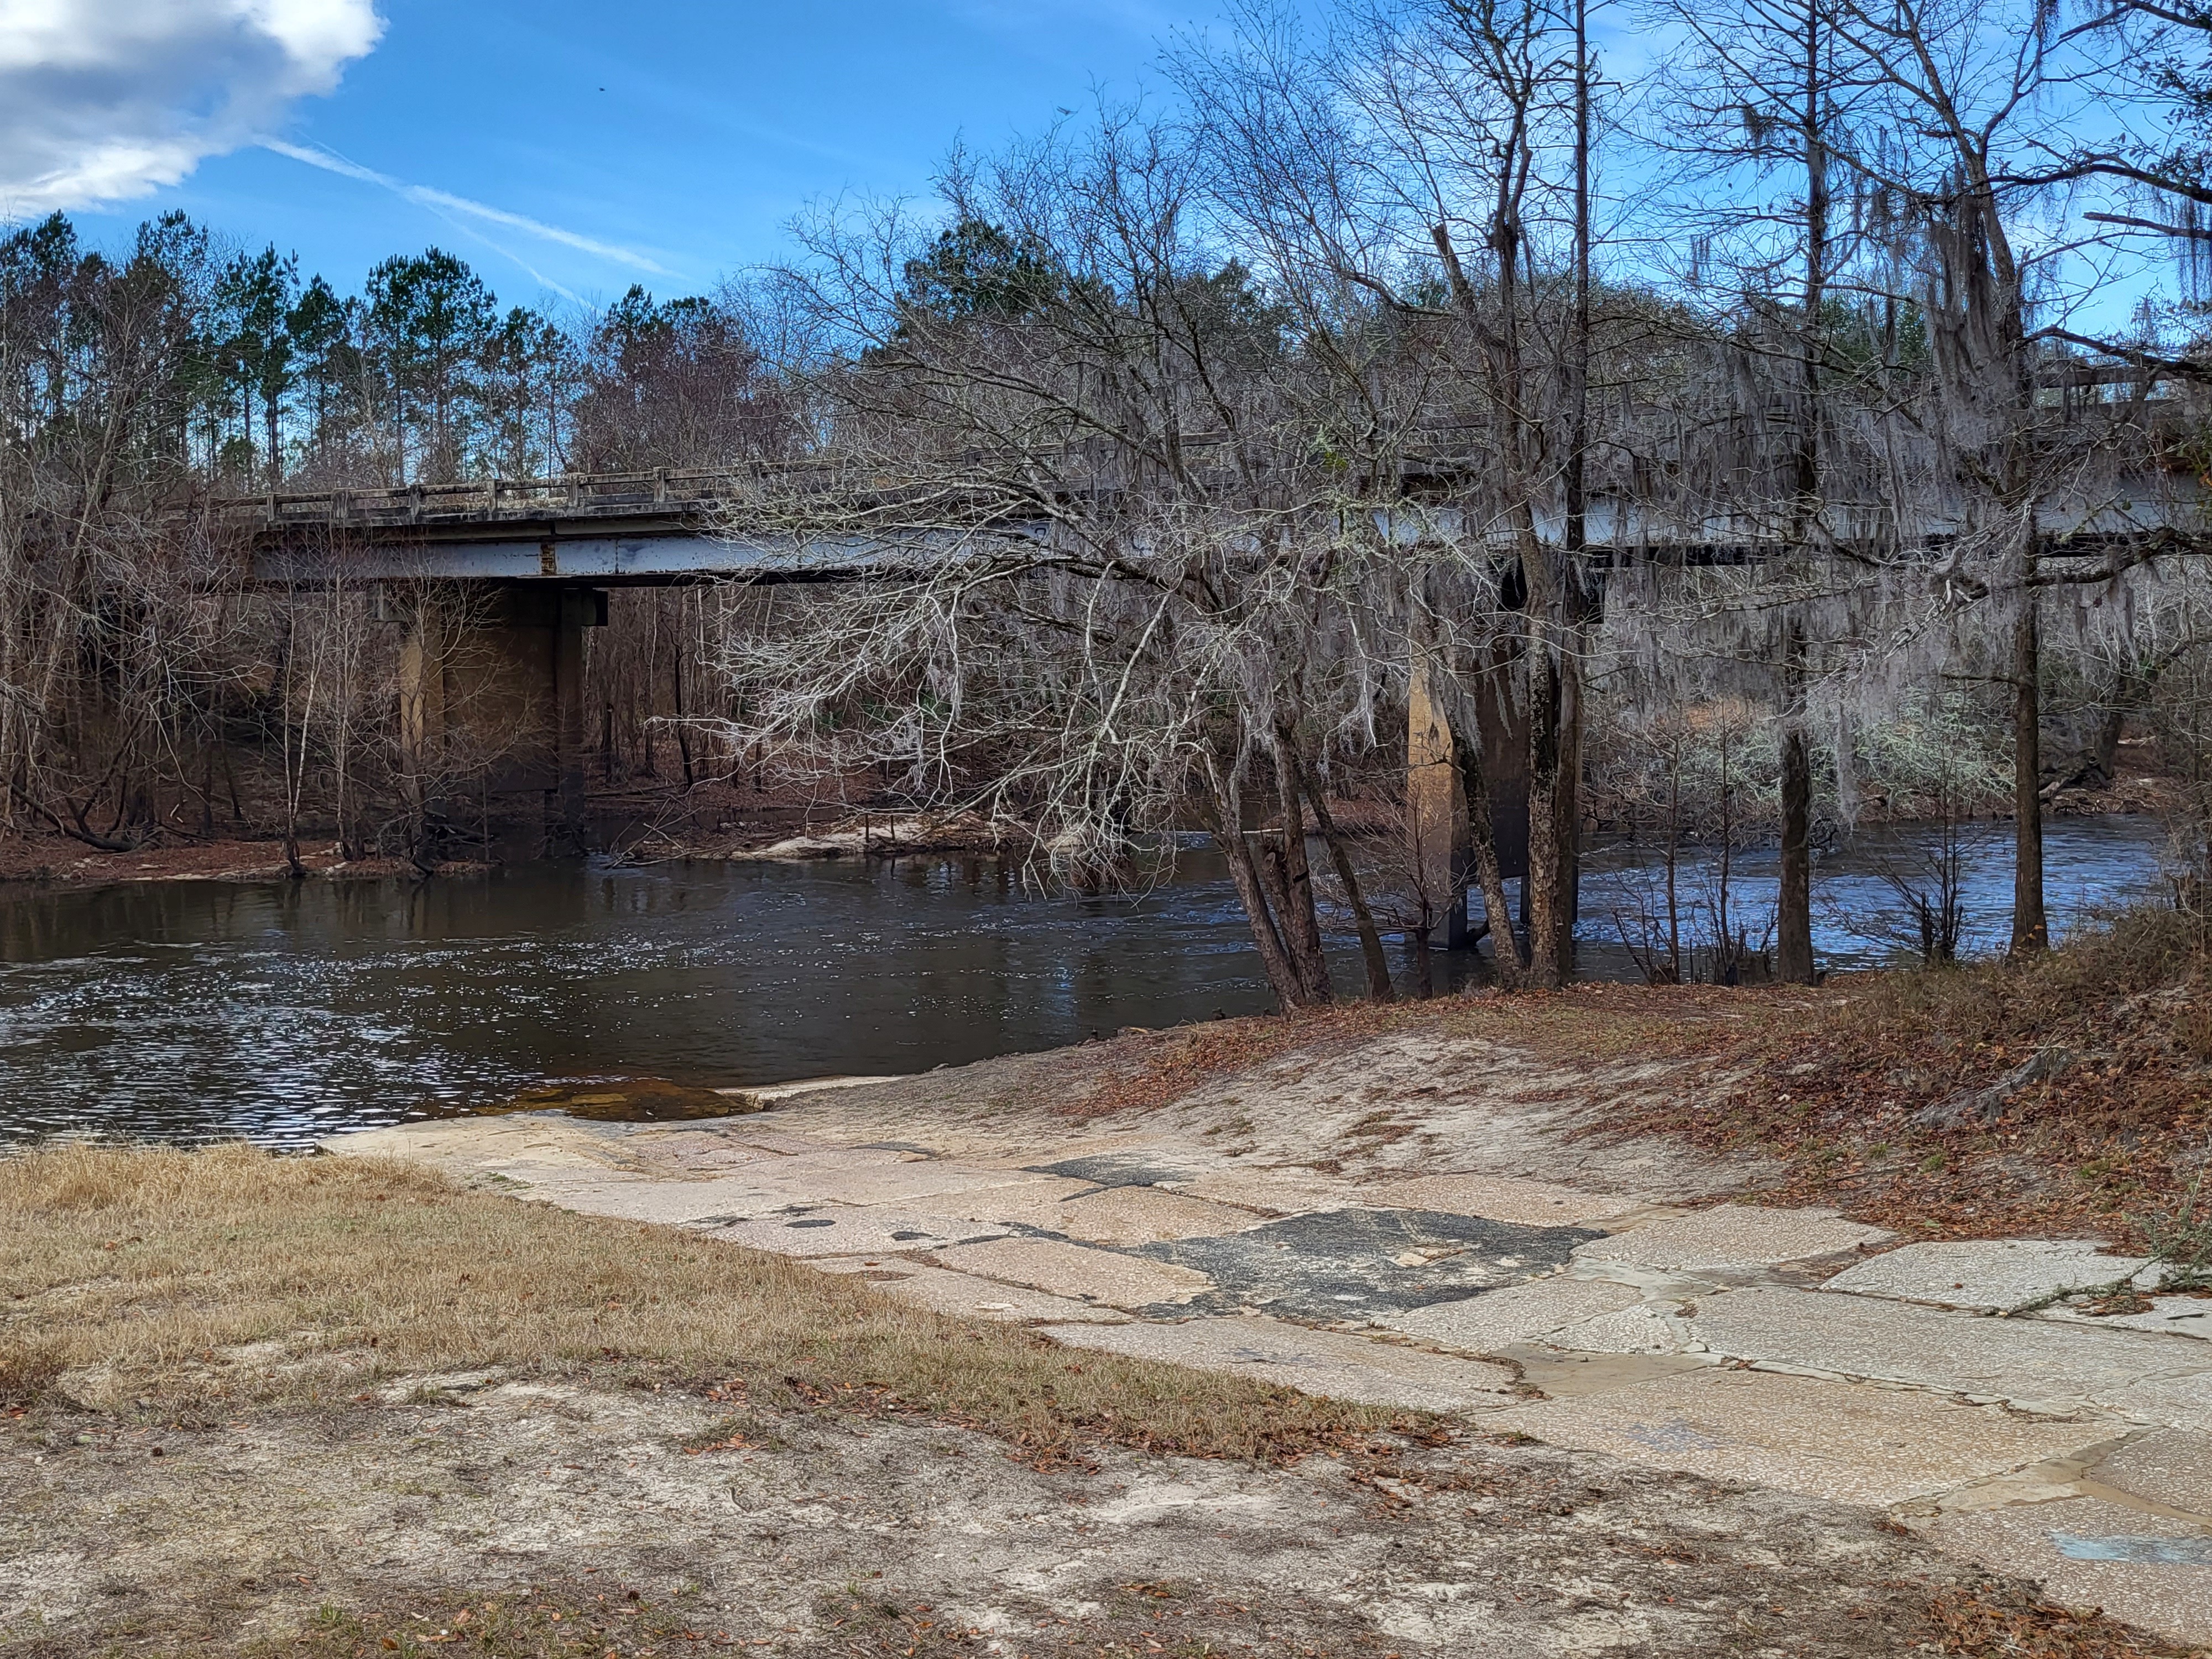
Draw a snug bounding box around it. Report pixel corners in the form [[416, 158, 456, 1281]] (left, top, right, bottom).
[[707, 112, 1452, 1008]]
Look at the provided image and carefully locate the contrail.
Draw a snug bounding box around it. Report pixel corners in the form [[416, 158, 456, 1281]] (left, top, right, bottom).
[[259, 139, 676, 277]]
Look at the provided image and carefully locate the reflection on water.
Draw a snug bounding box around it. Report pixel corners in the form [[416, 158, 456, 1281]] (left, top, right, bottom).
[[0, 854, 1284, 1148], [0, 816, 2173, 1148]]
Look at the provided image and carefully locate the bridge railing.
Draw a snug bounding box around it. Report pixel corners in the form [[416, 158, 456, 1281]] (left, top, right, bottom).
[[215, 375, 2193, 536], [215, 468, 777, 530]]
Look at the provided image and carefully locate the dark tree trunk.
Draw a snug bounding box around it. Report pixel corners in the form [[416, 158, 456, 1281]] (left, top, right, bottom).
[[1203, 753, 1307, 1010], [1775, 0, 1827, 990], [1454, 726, 1527, 989], [1548, 647, 1583, 982], [1777, 725, 1814, 983], [1271, 735, 1334, 1005], [2012, 573, 2048, 953], [1523, 632, 1564, 990], [1291, 744, 1394, 1002], [672, 625, 695, 787], [1776, 624, 1815, 985]]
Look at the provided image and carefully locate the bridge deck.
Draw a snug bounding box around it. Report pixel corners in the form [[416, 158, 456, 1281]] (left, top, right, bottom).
[[222, 444, 2201, 587]]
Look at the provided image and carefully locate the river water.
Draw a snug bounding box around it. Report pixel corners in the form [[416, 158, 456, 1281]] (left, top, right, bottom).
[[0, 815, 2172, 1148]]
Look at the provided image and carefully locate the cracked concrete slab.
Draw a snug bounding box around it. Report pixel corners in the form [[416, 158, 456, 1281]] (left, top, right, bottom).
[[1048, 1315, 1519, 1413], [1691, 1285, 2212, 1421], [737, 1155, 1077, 1211], [1924, 1496, 2212, 1645], [1360, 1172, 1651, 1228], [1025, 1152, 1201, 1188], [696, 1206, 1013, 1257], [808, 1261, 1136, 1324], [933, 1237, 1213, 1309], [327, 1115, 651, 1176], [1164, 1170, 1365, 1216], [2044, 1297, 2212, 1340], [2091, 1430, 2212, 1517], [947, 1182, 1263, 1244], [325, 1059, 2212, 1642], [1545, 1303, 1691, 1356], [1379, 1277, 1645, 1350], [535, 1172, 823, 1226], [1128, 1209, 1600, 1322], [1822, 1239, 2156, 1312], [1490, 1368, 2110, 1506], [1575, 1206, 1892, 1273]]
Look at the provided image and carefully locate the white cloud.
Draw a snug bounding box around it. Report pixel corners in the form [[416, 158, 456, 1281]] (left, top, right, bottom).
[[259, 139, 676, 275], [0, 0, 383, 215]]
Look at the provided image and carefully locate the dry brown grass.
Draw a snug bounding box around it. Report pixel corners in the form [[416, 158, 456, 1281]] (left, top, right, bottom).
[[1593, 907, 2212, 1241], [212, 1565, 2212, 1659], [1070, 908, 2212, 1245], [0, 1142, 1413, 1463]]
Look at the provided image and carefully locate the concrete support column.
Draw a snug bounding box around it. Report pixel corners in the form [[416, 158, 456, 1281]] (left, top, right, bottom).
[[384, 581, 606, 859], [549, 587, 596, 854], [1408, 642, 1471, 948], [394, 589, 446, 849]]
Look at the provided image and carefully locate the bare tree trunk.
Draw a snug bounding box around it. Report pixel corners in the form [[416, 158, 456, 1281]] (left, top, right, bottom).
[[674, 594, 696, 787], [1292, 744, 1394, 1002], [1777, 726, 1814, 982], [1665, 749, 1683, 984], [2011, 569, 2048, 953], [1271, 736, 1334, 1004], [1775, 0, 1827, 988], [1553, 0, 1592, 989], [1432, 208, 1561, 982], [1776, 622, 1815, 983], [1203, 752, 1307, 1009], [1549, 645, 1582, 982], [1454, 726, 1528, 989], [1523, 624, 1565, 990]]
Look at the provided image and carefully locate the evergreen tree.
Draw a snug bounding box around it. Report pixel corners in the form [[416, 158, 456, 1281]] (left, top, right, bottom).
[[363, 249, 497, 483], [214, 246, 298, 484]]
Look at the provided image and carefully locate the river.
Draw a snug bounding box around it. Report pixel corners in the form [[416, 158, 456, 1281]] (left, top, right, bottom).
[[0, 815, 2171, 1147]]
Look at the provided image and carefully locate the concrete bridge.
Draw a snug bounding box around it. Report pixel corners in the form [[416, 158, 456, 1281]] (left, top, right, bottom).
[[226, 471, 1513, 892], [223, 450, 2191, 912], [228, 472, 1042, 855]]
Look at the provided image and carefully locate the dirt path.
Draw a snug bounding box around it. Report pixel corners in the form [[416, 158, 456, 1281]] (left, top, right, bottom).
[[8, 1376, 2042, 1658], [280, 1026, 2212, 1653]]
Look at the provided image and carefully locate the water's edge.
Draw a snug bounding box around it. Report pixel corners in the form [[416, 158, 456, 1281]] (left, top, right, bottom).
[[0, 818, 2166, 1147]]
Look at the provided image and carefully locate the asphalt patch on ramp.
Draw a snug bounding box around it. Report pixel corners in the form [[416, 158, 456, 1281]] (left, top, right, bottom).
[[1124, 1207, 1600, 1321], [1026, 1154, 1199, 1189]]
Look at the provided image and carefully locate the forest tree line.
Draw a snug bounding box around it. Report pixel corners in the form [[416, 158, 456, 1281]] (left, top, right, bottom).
[[3, 0, 2211, 999]]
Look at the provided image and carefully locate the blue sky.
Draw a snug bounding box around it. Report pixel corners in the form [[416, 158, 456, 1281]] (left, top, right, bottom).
[[1, 0, 2166, 333], [27, 1, 1219, 311]]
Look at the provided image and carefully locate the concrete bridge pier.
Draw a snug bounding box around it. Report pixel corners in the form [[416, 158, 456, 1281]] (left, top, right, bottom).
[[1408, 645, 1472, 947], [393, 582, 607, 855]]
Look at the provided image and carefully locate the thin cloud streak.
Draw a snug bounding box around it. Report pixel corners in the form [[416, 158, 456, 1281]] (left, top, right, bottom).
[[259, 139, 676, 276]]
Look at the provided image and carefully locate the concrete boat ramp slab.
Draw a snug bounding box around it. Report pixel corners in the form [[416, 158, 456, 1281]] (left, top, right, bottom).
[[332, 1103, 2212, 1646]]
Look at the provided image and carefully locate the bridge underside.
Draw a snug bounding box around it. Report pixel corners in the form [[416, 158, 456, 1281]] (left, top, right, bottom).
[[247, 509, 1023, 852], [254, 531, 990, 586], [244, 488, 1546, 885], [393, 584, 606, 855]]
